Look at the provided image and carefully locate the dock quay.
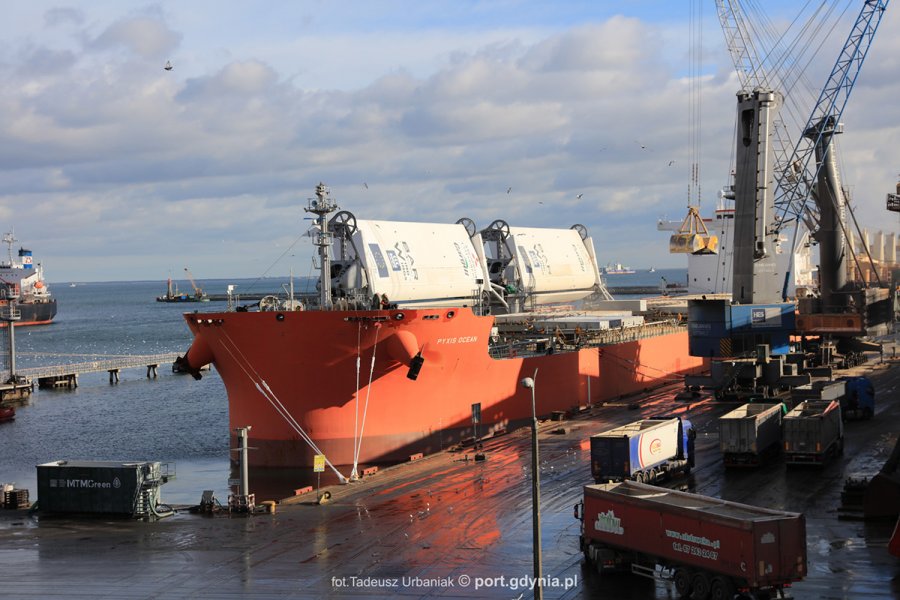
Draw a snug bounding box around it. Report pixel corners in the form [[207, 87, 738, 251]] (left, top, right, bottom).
[[13, 352, 183, 389], [0, 352, 895, 598]]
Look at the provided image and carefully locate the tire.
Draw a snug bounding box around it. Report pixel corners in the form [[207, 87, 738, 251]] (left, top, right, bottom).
[[710, 576, 736, 600], [690, 572, 711, 600], [635, 472, 645, 484], [673, 568, 693, 598]]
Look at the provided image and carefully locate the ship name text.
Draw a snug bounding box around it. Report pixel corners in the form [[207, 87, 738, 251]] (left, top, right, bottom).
[[435, 336, 478, 344]]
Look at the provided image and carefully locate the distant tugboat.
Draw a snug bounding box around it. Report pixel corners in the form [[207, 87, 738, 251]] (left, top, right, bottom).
[[0, 231, 57, 327]]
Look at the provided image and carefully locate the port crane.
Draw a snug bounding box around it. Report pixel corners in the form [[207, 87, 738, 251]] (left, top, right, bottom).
[[685, 1, 890, 399]]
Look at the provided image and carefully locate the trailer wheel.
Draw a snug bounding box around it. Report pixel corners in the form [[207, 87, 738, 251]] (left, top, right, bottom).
[[673, 568, 693, 597], [690, 572, 711, 600], [709, 576, 735, 600], [635, 472, 645, 484]]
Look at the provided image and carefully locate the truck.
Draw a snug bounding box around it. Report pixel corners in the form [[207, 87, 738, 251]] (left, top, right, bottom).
[[590, 416, 695, 484], [717, 402, 785, 467], [791, 376, 875, 420], [838, 375, 875, 420], [783, 400, 843, 465], [576, 481, 807, 599]]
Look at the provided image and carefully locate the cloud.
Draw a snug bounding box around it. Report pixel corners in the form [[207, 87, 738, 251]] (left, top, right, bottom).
[[0, 4, 897, 281], [44, 7, 86, 28], [89, 14, 181, 59]]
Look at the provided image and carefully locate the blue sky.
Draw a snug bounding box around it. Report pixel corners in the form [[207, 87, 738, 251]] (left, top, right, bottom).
[[1, 1, 898, 282]]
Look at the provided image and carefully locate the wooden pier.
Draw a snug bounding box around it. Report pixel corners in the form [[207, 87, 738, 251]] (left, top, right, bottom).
[[14, 353, 183, 389]]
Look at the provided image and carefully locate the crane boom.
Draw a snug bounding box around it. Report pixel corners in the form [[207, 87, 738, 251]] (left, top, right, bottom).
[[774, 0, 889, 228], [184, 267, 204, 298]]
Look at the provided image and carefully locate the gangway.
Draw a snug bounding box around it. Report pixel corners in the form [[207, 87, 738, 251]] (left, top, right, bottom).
[[15, 352, 184, 387]]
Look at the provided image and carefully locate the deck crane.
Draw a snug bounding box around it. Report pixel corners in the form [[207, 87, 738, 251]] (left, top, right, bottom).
[[183, 267, 207, 301]]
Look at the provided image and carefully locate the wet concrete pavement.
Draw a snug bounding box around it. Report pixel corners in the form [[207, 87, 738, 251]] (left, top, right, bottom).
[[1, 354, 898, 599]]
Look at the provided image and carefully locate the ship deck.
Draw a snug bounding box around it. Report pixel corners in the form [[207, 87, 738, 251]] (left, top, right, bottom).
[[0, 347, 897, 599]]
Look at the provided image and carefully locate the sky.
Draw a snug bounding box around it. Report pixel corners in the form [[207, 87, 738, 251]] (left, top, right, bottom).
[[1, 1, 898, 283]]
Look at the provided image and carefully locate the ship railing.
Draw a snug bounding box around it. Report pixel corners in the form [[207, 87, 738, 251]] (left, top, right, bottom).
[[0, 306, 21, 321], [489, 320, 684, 359]]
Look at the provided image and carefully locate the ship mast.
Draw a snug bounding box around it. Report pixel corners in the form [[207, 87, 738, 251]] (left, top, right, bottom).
[[305, 183, 338, 310], [2, 231, 17, 268]]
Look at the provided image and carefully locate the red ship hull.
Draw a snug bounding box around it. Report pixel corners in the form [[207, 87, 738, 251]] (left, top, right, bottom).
[[182, 307, 705, 470]]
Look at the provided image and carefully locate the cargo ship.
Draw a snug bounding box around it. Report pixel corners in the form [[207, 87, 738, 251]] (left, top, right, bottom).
[[602, 262, 635, 275], [178, 184, 706, 475], [0, 232, 57, 327]]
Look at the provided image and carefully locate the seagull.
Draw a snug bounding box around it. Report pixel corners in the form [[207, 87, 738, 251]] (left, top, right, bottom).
[[506, 187, 512, 194], [668, 160, 676, 166], [576, 193, 584, 199], [363, 182, 368, 189], [164, 61, 173, 71]]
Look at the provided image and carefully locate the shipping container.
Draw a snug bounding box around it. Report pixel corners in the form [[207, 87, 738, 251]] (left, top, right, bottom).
[[590, 417, 694, 484], [577, 481, 806, 598], [718, 402, 785, 466], [783, 401, 843, 465], [37, 460, 172, 518]]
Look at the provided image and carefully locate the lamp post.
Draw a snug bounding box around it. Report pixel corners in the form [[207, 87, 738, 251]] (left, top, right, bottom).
[[521, 370, 542, 600]]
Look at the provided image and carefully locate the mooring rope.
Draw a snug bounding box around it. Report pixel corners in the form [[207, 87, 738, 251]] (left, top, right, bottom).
[[215, 329, 348, 482], [351, 322, 382, 476]]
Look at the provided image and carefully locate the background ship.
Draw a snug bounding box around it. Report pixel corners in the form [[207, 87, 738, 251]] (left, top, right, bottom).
[[178, 184, 706, 476], [0, 232, 57, 327], [602, 262, 635, 275]]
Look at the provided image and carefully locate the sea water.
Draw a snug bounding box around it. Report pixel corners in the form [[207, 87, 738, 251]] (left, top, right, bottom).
[[0, 278, 298, 506]]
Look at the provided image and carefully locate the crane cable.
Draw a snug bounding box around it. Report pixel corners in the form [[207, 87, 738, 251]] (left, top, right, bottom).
[[688, 0, 703, 208]]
